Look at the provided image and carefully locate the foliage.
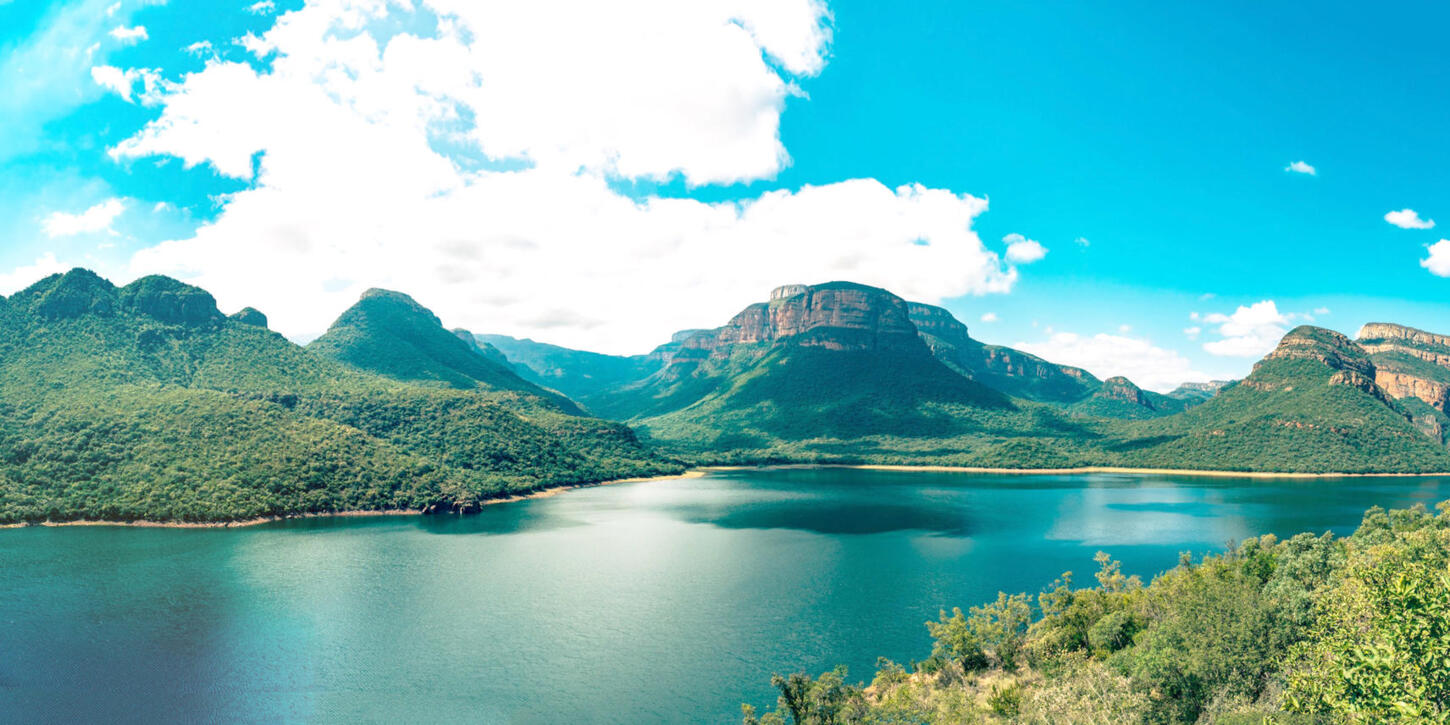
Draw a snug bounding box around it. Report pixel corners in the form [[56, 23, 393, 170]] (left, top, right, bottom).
[[744, 500, 1450, 724], [0, 270, 679, 523]]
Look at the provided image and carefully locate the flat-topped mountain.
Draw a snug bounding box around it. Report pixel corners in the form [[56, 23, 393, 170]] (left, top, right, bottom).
[[0, 269, 675, 524]]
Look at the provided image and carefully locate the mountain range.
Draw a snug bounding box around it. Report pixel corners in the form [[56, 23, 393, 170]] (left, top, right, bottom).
[[3, 270, 1449, 523]]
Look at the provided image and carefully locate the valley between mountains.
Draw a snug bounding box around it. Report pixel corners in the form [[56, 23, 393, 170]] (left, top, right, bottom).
[[3, 269, 1449, 523]]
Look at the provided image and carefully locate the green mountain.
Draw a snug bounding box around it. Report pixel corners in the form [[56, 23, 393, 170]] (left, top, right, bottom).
[[907, 301, 1103, 403], [1107, 326, 1450, 472], [308, 288, 550, 396], [471, 333, 663, 405], [0, 269, 677, 524], [605, 283, 1109, 466], [1069, 376, 1192, 420]]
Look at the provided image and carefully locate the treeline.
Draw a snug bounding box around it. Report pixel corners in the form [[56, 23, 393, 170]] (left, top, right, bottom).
[[744, 500, 1450, 724]]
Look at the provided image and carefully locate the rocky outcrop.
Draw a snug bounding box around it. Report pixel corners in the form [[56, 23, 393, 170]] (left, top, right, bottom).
[[229, 307, 269, 328], [1376, 371, 1450, 410], [1096, 376, 1152, 407], [1261, 326, 1375, 376], [1356, 322, 1450, 414], [677, 282, 926, 361]]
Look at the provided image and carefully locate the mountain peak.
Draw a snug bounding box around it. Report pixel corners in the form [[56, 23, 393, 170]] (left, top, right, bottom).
[[229, 307, 269, 328], [18, 268, 117, 319], [118, 275, 223, 327]]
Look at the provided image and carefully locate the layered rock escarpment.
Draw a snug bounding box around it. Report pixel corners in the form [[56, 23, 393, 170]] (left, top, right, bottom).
[[1245, 326, 1399, 407], [674, 282, 927, 363], [1356, 323, 1450, 413]]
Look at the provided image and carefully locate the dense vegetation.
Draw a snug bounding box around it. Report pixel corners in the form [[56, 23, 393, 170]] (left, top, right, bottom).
[[627, 325, 1450, 473], [744, 499, 1450, 724], [0, 270, 679, 524]]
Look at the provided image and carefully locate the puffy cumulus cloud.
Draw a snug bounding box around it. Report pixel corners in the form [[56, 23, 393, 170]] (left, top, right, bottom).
[[122, 0, 833, 186], [1003, 233, 1047, 264], [1386, 208, 1435, 230], [1285, 160, 1316, 175], [1201, 300, 1290, 357], [1016, 331, 1209, 393], [42, 198, 126, 237], [109, 25, 148, 43], [113, 0, 1022, 352], [0, 253, 70, 295], [1422, 240, 1450, 277]]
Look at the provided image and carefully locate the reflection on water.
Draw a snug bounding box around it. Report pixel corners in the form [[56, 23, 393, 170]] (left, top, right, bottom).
[[5, 468, 1450, 724]]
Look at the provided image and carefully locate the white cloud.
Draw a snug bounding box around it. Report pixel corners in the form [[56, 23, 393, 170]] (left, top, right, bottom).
[[1421, 240, 1450, 277], [42, 198, 126, 237], [109, 25, 148, 43], [1386, 208, 1435, 230], [1074, 236, 1090, 247], [1183, 326, 1201, 339], [979, 312, 998, 323], [247, 0, 275, 13], [111, 0, 1025, 353], [184, 40, 214, 56], [1285, 160, 1316, 176], [90, 65, 161, 103], [1312, 306, 1330, 316], [1017, 331, 1209, 393], [0, 254, 71, 296], [1003, 233, 1047, 264], [1201, 300, 1290, 357]]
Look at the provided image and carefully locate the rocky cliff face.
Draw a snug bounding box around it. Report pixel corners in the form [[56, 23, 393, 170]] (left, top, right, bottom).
[[676, 282, 927, 362], [1096, 376, 1151, 406], [1247, 326, 1398, 406], [1356, 323, 1450, 415]]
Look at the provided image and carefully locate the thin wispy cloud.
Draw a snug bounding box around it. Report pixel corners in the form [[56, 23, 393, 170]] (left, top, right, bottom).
[[41, 198, 125, 237], [109, 25, 147, 43]]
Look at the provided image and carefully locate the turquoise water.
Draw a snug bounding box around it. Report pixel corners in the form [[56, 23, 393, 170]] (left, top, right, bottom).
[[6, 468, 1450, 723]]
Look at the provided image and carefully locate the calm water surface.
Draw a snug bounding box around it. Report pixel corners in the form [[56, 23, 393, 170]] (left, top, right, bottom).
[[6, 468, 1450, 723]]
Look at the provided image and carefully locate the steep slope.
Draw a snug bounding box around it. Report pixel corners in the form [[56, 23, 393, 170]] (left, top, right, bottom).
[[0, 270, 676, 523], [615, 283, 1105, 465], [907, 302, 1102, 403], [1356, 322, 1450, 442], [308, 289, 546, 395], [472, 333, 662, 403], [1070, 376, 1192, 420], [1110, 326, 1450, 472]]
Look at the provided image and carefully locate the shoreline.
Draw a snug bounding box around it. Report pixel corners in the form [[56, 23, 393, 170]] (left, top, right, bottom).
[[698, 463, 1450, 479], [9, 462, 1449, 530], [3, 470, 705, 530]]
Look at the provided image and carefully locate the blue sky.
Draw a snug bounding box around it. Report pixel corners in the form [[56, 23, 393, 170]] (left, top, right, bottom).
[[3, 0, 1449, 389]]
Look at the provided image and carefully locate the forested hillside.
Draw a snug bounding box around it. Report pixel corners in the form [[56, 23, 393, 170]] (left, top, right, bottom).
[[0, 269, 678, 524]]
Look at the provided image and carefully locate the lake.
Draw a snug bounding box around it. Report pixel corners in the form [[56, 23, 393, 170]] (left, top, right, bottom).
[[5, 467, 1450, 723]]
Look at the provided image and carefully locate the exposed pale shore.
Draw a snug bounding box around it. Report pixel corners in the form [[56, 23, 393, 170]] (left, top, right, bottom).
[[699, 463, 1450, 479], [2, 470, 705, 530]]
